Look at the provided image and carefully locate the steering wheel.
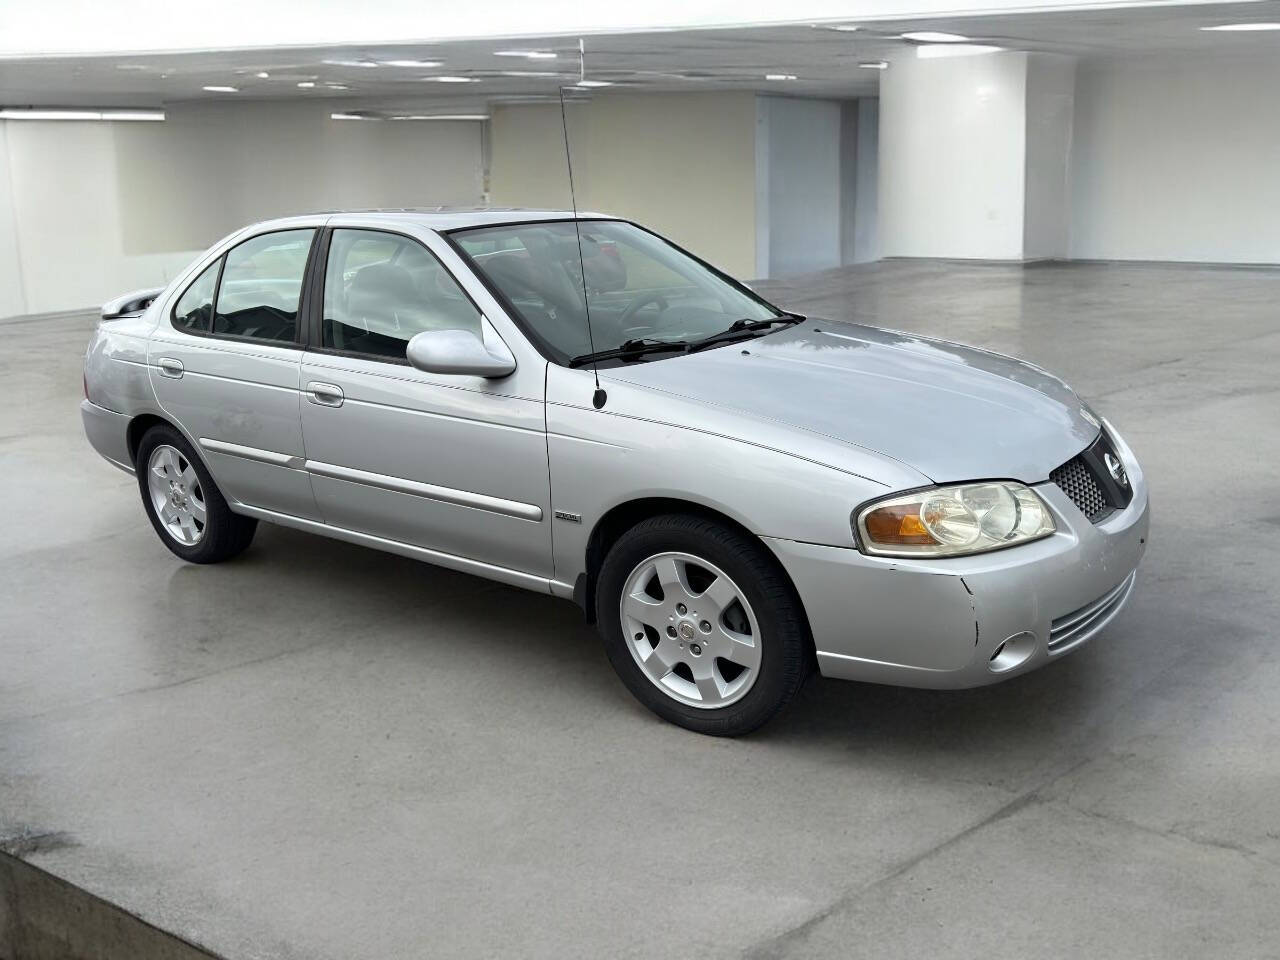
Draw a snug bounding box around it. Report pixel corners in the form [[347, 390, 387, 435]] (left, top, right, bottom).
[[618, 292, 670, 326]]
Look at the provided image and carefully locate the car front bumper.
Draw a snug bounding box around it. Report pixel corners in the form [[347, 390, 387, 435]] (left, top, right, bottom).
[[765, 431, 1149, 689]]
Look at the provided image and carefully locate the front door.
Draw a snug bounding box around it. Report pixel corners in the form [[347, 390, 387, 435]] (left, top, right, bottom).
[[149, 227, 321, 520], [298, 227, 552, 578]]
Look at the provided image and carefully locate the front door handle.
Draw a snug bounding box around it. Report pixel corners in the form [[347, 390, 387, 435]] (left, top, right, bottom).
[[307, 381, 344, 408], [157, 357, 184, 379]]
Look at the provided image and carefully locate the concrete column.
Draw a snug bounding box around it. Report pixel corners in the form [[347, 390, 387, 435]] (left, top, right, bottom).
[[878, 50, 1074, 261]]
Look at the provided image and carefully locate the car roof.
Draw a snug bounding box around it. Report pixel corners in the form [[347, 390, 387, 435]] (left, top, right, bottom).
[[297, 207, 612, 232]]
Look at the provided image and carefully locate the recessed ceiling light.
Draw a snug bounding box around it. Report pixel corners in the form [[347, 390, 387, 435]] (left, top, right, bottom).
[[323, 58, 380, 68], [1201, 22, 1280, 31], [0, 108, 165, 121], [115, 64, 151, 71], [500, 70, 561, 78], [421, 76, 475, 83], [576, 79, 612, 87], [331, 113, 368, 120], [324, 82, 349, 90], [255, 71, 270, 79], [858, 61, 889, 70], [494, 50, 557, 59], [296, 81, 316, 88], [916, 43, 1003, 58], [901, 31, 969, 42], [380, 59, 443, 68], [765, 73, 798, 81], [202, 85, 238, 92], [829, 25, 861, 31]]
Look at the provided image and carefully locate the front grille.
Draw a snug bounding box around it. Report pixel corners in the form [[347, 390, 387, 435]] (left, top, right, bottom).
[[1049, 572, 1136, 652], [1050, 456, 1109, 521], [1050, 430, 1133, 523]]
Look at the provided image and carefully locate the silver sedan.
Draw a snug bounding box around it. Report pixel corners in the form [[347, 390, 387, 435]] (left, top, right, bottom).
[[82, 210, 1149, 735]]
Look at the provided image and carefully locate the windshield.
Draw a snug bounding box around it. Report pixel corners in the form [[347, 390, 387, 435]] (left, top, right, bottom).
[[449, 220, 781, 365]]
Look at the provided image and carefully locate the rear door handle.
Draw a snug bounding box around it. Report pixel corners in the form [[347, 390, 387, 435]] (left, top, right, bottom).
[[307, 382, 344, 408], [157, 357, 184, 379]]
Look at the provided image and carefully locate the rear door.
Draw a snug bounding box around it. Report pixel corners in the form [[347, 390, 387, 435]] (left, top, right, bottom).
[[149, 225, 321, 520], [298, 224, 552, 578]]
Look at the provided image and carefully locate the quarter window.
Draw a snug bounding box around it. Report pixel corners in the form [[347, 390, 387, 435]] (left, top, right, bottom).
[[212, 229, 315, 344], [172, 259, 219, 332], [322, 229, 482, 360]]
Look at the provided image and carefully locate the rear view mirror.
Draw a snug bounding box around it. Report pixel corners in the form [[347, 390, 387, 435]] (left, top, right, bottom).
[[406, 328, 516, 379]]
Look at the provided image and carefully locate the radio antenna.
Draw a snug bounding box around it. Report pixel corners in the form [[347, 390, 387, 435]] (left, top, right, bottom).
[[559, 62, 606, 409]]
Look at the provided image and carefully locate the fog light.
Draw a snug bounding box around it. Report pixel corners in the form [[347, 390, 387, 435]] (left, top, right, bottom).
[[989, 631, 1037, 673]]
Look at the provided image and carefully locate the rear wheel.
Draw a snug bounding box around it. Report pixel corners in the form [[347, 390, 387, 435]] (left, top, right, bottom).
[[597, 514, 809, 736], [136, 424, 257, 563]]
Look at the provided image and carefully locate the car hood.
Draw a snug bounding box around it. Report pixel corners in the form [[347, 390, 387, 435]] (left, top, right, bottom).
[[601, 321, 1099, 484]]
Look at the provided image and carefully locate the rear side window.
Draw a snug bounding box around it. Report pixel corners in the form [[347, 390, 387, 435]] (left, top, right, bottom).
[[212, 229, 315, 344], [321, 229, 482, 361], [172, 260, 219, 332]]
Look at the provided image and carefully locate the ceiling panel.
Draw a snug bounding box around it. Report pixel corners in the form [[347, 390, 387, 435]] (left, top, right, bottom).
[[0, 2, 1277, 109]]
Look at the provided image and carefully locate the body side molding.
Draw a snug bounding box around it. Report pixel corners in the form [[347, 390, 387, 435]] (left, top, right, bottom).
[[200, 438, 544, 522]]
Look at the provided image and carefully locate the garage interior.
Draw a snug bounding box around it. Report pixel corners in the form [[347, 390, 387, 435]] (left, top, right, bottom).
[[2, 1, 1279, 956]]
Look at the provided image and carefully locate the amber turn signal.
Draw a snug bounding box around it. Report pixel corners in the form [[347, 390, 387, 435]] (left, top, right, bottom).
[[862, 503, 938, 545]]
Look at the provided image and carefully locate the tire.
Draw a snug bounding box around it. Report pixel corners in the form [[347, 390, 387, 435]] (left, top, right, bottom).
[[135, 423, 257, 564], [596, 513, 810, 736]]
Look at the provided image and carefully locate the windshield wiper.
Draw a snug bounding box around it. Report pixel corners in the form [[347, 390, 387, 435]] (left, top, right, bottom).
[[685, 313, 805, 354], [567, 314, 805, 367], [568, 338, 691, 368]]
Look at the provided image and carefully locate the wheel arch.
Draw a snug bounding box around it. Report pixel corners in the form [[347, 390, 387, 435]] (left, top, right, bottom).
[[126, 412, 191, 467], [578, 497, 812, 648]]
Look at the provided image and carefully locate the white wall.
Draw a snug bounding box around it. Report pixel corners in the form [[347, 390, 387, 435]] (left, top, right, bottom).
[[0, 101, 485, 318], [1023, 54, 1075, 260], [490, 93, 758, 278], [1071, 55, 1280, 264], [879, 51, 1029, 260], [0, 123, 26, 318], [755, 96, 843, 278], [2, 120, 202, 317]]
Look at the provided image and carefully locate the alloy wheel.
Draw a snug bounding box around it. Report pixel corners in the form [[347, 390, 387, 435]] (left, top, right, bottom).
[[146, 444, 206, 545], [618, 551, 762, 709]]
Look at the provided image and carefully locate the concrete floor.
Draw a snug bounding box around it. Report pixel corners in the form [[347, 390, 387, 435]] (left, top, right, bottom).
[[2, 260, 1279, 958]]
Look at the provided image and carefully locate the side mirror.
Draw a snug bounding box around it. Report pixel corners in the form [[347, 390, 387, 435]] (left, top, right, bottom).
[[406, 327, 516, 379]]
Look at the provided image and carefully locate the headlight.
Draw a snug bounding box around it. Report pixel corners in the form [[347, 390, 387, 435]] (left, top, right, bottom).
[[855, 482, 1056, 558]]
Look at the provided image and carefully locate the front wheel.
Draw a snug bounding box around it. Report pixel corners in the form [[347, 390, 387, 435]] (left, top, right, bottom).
[[596, 514, 810, 736]]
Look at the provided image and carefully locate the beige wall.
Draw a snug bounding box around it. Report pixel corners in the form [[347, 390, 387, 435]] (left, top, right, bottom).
[[115, 101, 485, 255], [489, 93, 758, 278], [0, 101, 485, 317]]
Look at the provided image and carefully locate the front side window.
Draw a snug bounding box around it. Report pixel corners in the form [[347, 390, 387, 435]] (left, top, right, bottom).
[[212, 229, 315, 344], [450, 220, 779, 364], [172, 259, 219, 332], [322, 229, 483, 361]]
